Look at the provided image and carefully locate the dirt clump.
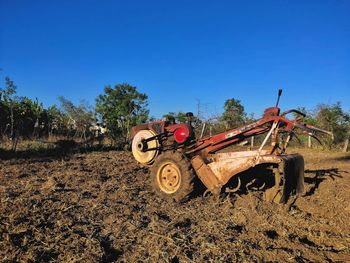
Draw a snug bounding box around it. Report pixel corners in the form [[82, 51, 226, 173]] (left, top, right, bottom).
[[0, 149, 349, 262]]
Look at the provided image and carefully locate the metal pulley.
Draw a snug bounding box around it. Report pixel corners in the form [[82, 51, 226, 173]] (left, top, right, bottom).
[[131, 130, 159, 165]]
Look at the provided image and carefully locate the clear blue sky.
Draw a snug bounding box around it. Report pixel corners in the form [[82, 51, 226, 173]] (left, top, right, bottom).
[[1, 0, 349, 119]]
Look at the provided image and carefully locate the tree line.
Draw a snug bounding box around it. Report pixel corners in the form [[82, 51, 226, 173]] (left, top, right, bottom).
[[0, 76, 349, 151]]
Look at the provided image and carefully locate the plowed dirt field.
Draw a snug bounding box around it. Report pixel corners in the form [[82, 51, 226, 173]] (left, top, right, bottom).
[[1, 148, 349, 262]]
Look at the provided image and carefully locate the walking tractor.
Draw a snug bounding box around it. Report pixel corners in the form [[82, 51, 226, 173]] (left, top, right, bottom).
[[130, 90, 331, 203]]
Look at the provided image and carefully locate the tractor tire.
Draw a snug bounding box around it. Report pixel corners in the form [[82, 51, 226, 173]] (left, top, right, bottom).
[[150, 151, 194, 202]]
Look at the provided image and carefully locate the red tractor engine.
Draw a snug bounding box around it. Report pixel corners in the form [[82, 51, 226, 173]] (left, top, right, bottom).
[[130, 112, 195, 165]]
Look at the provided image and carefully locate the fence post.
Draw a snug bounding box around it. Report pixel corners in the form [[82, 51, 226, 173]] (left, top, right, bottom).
[[200, 123, 206, 138], [308, 135, 312, 148], [343, 137, 349, 152]]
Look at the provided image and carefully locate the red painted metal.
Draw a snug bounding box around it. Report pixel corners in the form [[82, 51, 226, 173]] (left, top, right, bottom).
[[131, 105, 329, 156], [173, 126, 190, 143], [186, 108, 300, 155]]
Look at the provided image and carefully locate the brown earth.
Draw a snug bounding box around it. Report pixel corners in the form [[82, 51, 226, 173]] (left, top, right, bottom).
[[0, 148, 349, 262]]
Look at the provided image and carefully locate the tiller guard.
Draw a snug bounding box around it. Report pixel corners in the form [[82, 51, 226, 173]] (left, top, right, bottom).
[[265, 154, 305, 203], [192, 151, 305, 204]]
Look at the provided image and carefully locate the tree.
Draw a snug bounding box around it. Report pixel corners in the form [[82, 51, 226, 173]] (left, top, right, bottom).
[[58, 96, 95, 140], [163, 111, 187, 123], [46, 105, 64, 136], [0, 77, 17, 140], [95, 83, 149, 144], [294, 107, 318, 126], [315, 102, 350, 148], [221, 98, 246, 129], [31, 98, 44, 137], [163, 111, 203, 131]]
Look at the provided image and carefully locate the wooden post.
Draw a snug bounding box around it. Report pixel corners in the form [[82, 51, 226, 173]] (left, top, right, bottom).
[[200, 123, 206, 138], [251, 136, 254, 148], [343, 137, 349, 152], [308, 135, 312, 148]]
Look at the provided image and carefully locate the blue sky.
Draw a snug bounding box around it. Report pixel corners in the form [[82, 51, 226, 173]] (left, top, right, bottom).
[[0, 0, 349, 119]]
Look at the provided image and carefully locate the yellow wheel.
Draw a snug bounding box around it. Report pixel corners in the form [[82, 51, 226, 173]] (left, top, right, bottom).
[[156, 162, 181, 194], [151, 151, 195, 202]]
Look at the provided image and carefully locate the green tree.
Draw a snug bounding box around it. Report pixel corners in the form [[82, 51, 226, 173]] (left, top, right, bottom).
[[163, 111, 202, 129], [31, 98, 44, 136], [43, 105, 72, 137], [221, 98, 246, 129], [15, 97, 40, 138], [0, 77, 17, 140], [315, 102, 350, 148], [163, 111, 187, 123], [294, 107, 318, 126], [95, 83, 149, 144]]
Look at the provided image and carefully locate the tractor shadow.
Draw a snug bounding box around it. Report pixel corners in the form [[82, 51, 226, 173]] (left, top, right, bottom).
[[331, 155, 350, 161], [303, 168, 345, 196]]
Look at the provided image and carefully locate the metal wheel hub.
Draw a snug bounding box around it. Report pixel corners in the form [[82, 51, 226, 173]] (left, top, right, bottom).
[[157, 162, 181, 194]]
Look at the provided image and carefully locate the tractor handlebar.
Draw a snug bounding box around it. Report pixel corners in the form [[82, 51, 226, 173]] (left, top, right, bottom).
[[280, 109, 306, 118]]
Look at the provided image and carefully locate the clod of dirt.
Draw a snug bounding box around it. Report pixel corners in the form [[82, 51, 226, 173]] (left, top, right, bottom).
[[264, 230, 279, 239]]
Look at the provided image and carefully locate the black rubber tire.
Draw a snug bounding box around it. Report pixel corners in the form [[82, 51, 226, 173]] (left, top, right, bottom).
[[150, 151, 194, 202]]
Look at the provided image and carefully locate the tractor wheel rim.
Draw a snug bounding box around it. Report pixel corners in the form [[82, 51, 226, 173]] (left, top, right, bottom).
[[157, 162, 181, 194]]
